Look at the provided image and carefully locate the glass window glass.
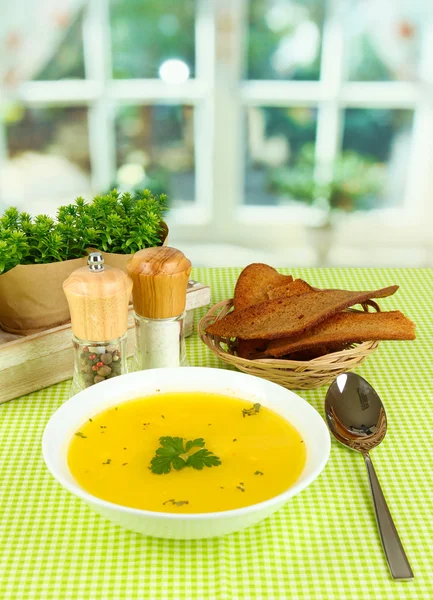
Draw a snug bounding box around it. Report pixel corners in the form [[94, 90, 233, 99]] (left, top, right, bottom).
[[35, 13, 85, 80], [115, 105, 195, 206], [246, 0, 325, 80], [340, 109, 414, 209], [244, 106, 318, 205], [3, 107, 91, 214], [345, 1, 422, 81], [110, 0, 195, 79]]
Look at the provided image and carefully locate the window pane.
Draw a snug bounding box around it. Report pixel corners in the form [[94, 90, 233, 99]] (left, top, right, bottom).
[[345, 1, 422, 81], [3, 107, 91, 213], [341, 109, 414, 209], [115, 105, 195, 206], [110, 0, 195, 79], [246, 0, 325, 80], [244, 106, 317, 205], [35, 13, 85, 81]]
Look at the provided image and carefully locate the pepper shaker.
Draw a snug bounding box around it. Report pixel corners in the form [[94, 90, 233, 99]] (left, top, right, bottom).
[[126, 247, 191, 370], [63, 252, 133, 395]]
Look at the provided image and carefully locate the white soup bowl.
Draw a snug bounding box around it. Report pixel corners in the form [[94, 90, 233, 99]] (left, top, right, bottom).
[[43, 367, 330, 539]]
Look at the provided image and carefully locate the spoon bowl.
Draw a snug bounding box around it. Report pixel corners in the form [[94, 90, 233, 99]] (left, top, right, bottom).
[[325, 372, 413, 580], [325, 372, 387, 453]]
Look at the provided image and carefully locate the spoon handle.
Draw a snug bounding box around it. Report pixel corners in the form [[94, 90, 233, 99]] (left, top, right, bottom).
[[364, 453, 414, 579]]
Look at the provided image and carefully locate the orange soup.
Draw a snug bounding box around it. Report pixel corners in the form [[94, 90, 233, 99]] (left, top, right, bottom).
[[68, 392, 306, 513]]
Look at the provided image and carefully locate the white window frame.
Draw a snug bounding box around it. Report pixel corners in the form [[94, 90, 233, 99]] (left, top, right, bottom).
[[232, 0, 433, 252], [1, 0, 215, 228], [1, 0, 433, 256]]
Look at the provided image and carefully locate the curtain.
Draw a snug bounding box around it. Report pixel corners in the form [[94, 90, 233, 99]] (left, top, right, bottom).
[[345, 0, 433, 80], [0, 0, 86, 89]]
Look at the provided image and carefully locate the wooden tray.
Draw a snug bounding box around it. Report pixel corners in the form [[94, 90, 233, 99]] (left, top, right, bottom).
[[0, 281, 210, 404]]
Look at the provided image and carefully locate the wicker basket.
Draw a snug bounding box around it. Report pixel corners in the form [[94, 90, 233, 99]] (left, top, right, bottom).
[[199, 299, 380, 390]]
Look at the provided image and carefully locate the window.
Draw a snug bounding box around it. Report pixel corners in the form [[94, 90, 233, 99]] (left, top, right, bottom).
[[246, 0, 325, 81], [0, 0, 203, 215], [115, 104, 195, 206], [110, 0, 195, 79], [241, 0, 429, 221], [341, 109, 414, 209], [1, 0, 432, 262], [245, 106, 318, 206], [3, 106, 90, 212]]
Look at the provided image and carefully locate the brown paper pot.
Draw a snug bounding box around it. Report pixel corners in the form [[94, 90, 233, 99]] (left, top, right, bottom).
[[0, 224, 168, 336], [0, 257, 87, 335], [101, 222, 169, 273]]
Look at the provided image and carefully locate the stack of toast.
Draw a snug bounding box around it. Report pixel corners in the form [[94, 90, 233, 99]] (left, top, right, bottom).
[[205, 264, 416, 361]]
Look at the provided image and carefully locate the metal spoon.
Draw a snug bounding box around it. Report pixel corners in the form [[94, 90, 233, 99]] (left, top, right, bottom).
[[325, 372, 414, 580]]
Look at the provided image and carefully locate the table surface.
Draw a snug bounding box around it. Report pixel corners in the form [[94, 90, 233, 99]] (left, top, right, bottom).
[[1, 267, 432, 600]]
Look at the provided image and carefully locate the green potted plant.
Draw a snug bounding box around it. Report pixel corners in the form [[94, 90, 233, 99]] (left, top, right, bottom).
[[268, 143, 384, 220], [61, 188, 169, 272], [0, 189, 168, 335], [268, 144, 385, 263]]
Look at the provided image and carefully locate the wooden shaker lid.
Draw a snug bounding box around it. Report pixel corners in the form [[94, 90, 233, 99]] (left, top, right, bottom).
[[126, 247, 191, 319], [63, 253, 133, 341]]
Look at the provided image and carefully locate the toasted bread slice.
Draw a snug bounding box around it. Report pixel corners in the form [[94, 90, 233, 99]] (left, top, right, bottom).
[[264, 310, 415, 357], [236, 340, 347, 361], [236, 338, 268, 360], [233, 263, 293, 311], [236, 279, 315, 360], [281, 344, 351, 361], [206, 285, 399, 340], [267, 278, 315, 300]]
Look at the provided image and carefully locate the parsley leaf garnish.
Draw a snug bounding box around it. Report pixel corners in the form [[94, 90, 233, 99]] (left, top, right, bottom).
[[150, 436, 185, 474], [75, 431, 87, 438], [186, 448, 221, 470], [150, 437, 221, 474], [185, 438, 205, 452]]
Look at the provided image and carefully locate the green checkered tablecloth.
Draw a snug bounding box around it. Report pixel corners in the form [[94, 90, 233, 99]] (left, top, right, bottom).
[[1, 267, 432, 599]]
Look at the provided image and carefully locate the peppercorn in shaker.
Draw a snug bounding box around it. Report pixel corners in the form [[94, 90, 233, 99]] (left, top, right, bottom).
[[63, 252, 133, 395], [126, 247, 191, 370]]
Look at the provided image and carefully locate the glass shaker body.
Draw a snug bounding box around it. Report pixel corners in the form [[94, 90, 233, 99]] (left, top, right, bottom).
[[133, 312, 187, 370], [71, 333, 128, 395]]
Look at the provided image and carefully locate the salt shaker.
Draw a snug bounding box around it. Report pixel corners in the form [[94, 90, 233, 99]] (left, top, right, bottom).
[[63, 252, 133, 395], [126, 247, 191, 369]]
